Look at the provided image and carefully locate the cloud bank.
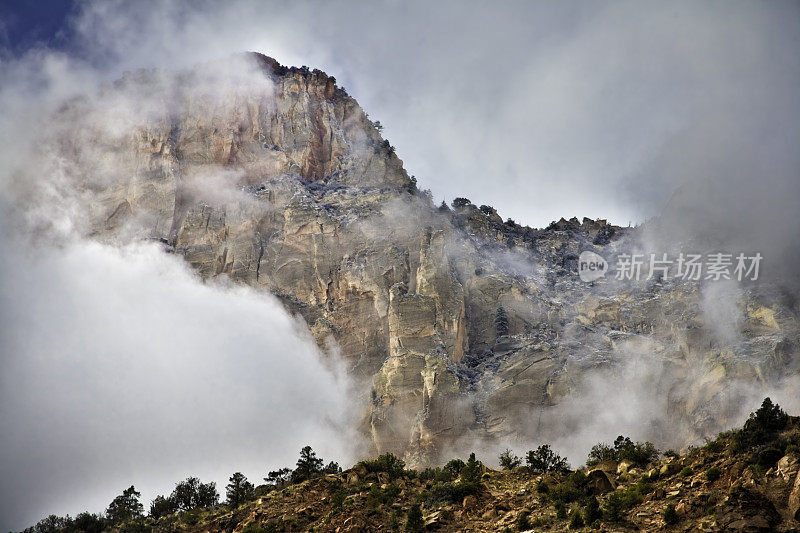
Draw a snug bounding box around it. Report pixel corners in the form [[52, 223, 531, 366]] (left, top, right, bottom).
[[2, 0, 800, 528]]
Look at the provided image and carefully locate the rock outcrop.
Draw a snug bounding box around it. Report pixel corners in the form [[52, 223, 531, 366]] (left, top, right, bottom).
[[46, 53, 800, 464]]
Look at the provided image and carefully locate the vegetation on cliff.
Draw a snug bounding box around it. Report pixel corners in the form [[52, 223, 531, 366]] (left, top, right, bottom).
[[20, 398, 800, 532]]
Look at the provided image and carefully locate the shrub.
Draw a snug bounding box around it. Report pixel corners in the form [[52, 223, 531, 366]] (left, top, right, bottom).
[[264, 468, 293, 488], [526, 444, 569, 473], [358, 453, 406, 480], [603, 485, 643, 522], [427, 480, 479, 505], [405, 504, 424, 532], [586, 443, 616, 466], [323, 461, 342, 474], [555, 501, 568, 519], [499, 448, 521, 470], [569, 509, 585, 529], [171, 477, 219, 511], [516, 511, 531, 531], [73, 512, 105, 533], [549, 482, 581, 504], [617, 438, 659, 466], [663, 503, 679, 525], [451, 198, 472, 209], [536, 480, 549, 494], [706, 467, 722, 482], [366, 484, 402, 509], [444, 458, 466, 478], [587, 436, 659, 467], [756, 446, 783, 470], [679, 466, 694, 478], [150, 495, 178, 518], [584, 496, 602, 524]]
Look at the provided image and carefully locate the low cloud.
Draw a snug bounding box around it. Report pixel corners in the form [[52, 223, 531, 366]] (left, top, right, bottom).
[[0, 236, 358, 529]]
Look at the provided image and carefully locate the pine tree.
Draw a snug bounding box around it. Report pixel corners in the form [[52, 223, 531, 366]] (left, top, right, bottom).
[[225, 472, 255, 507], [460, 452, 483, 484], [293, 445, 324, 482], [106, 486, 144, 525], [405, 504, 424, 532], [494, 305, 509, 337]]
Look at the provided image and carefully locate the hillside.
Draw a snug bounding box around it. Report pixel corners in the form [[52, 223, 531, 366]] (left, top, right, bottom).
[[22, 399, 800, 532]]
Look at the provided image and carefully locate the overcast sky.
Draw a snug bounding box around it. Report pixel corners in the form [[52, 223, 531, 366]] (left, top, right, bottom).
[[1, 1, 799, 529], [3, 0, 799, 228]]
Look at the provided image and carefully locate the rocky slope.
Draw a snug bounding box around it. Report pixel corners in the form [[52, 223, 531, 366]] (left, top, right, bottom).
[[44, 407, 800, 533], [45, 53, 800, 465]]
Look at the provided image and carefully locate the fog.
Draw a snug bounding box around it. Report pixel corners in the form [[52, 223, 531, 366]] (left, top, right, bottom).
[[2, 0, 800, 529]]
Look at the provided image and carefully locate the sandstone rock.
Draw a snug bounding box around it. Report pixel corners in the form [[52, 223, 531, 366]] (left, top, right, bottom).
[[660, 461, 680, 477], [462, 495, 478, 510], [716, 486, 781, 532], [790, 469, 800, 521], [617, 459, 635, 475], [587, 469, 616, 494], [47, 52, 800, 466], [777, 455, 799, 482]]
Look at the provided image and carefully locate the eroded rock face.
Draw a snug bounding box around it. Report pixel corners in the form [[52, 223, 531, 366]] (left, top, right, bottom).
[[47, 53, 800, 464]]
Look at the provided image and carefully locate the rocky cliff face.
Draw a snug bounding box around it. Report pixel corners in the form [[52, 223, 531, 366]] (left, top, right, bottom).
[[48, 53, 800, 465]]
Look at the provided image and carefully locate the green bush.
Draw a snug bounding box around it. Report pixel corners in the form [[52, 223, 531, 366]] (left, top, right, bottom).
[[405, 504, 424, 532], [536, 480, 549, 494], [663, 503, 679, 525], [444, 458, 466, 478], [427, 480, 479, 505], [583, 496, 602, 524], [516, 511, 531, 531], [555, 501, 567, 519], [549, 482, 582, 504], [756, 446, 783, 470], [569, 509, 585, 529], [499, 449, 521, 470], [587, 436, 659, 467], [603, 485, 644, 522], [679, 466, 694, 478], [705, 467, 722, 482], [526, 444, 570, 473], [358, 453, 407, 480]]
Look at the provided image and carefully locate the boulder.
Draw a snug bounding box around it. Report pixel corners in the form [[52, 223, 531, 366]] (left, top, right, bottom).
[[586, 469, 616, 494], [462, 494, 478, 510], [617, 459, 635, 475], [777, 455, 799, 482], [716, 486, 781, 532], [790, 470, 800, 521]]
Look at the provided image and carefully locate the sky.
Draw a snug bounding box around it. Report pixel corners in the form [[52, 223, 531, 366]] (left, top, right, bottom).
[[1, 1, 799, 529], [2, 0, 798, 228]]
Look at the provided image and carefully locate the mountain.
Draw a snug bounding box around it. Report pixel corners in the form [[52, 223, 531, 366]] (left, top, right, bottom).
[[45, 52, 799, 466]]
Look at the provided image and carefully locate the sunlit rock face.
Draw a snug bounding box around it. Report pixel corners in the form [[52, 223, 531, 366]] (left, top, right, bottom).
[[48, 53, 799, 465]]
